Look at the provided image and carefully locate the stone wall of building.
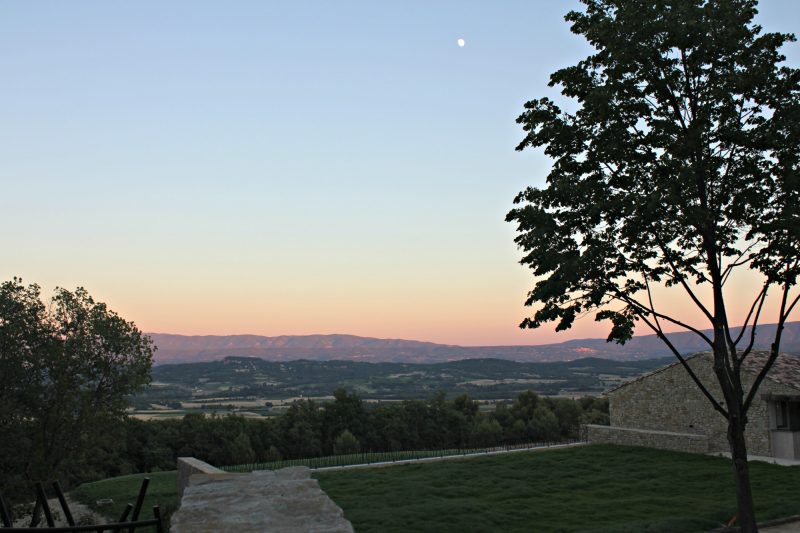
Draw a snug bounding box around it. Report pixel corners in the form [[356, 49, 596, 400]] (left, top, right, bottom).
[[586, 424, 709, 453], [604, 353, 799, 456]]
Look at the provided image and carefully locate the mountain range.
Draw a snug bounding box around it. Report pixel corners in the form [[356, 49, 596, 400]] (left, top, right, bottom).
[[148, 321, 800, 365]]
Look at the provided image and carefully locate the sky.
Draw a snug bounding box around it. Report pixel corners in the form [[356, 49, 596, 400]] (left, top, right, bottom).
[[1, 1, 799, 346]]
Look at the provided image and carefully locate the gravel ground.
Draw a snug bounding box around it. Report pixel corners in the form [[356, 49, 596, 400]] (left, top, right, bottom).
[[11, 495, 107, 528]]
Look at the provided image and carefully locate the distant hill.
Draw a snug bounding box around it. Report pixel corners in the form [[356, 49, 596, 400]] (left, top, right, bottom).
[[147, 321, 800, 365], [145, 356, 673, 401]]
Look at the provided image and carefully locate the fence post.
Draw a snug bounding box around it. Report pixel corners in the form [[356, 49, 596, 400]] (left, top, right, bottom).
[[34, 483, 55, 527], [130, 477, 150, 523], [0, 493, 12, 527], [53, 481, 75, 527]]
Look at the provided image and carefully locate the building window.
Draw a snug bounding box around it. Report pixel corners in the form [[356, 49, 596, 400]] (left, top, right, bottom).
[[776, 401, 789, 429], [771, 400, 800, 430]]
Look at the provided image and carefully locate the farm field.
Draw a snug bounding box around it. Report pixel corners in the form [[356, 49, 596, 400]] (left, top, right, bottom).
[[72, 445, 800, 532], [128, 357, 670, 418]]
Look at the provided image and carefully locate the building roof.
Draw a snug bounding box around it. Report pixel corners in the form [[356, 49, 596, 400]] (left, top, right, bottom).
[[608, 351, 800, 394], [742, 351, 800, 390]]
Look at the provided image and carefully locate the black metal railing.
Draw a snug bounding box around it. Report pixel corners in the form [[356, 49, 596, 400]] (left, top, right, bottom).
[[222, 438, 586, 473]]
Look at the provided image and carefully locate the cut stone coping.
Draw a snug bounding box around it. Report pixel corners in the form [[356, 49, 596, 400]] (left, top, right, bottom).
[[177, 456, 226, 498], [587, 424, 707, 439], [709, 514, 800, 532], [709, 451, 800, 467], [171, 466, 353, 533], [586, 424, 710, 454], [311, 441, 587, 472]]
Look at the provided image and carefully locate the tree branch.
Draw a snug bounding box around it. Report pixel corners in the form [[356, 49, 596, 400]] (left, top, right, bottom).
[[743, 277, 793, 413], [613, 290, 714, 347], [642, 269, 663, 334], [635, 310, 728, 417], [734, 282, 769, 356], [655, 236, 714, 323], [783, 291, 800, 321], [721, 242, 761, 286]]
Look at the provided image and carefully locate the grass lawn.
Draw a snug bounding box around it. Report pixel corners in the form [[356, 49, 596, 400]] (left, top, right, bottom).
[[70, 470, 179, 525], [314, 445, 800, 532]]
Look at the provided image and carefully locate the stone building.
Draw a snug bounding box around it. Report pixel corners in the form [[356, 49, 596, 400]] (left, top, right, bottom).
[[586, 352, 800, 459]]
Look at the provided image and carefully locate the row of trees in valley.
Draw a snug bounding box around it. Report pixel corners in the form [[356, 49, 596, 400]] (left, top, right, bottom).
[[86, 390, 608, 479]]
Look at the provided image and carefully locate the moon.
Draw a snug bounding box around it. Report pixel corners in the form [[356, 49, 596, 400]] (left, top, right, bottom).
[[457, 38, 465, 48]]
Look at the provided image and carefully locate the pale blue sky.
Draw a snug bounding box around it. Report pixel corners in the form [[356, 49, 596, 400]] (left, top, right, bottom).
[[1, 1, 798, 345]]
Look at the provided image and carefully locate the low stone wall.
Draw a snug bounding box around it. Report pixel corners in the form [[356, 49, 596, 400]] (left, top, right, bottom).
[[177, 457, 226, 498], [605, 352, 800, 457], [171, 466, 353, 533], [586, 424, 709, 454]]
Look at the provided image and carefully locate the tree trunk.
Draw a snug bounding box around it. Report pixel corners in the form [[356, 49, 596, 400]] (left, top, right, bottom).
[[728, 415, 757, 532]]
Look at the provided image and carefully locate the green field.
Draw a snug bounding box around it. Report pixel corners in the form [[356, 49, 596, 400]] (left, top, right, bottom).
[[70, 470, 178, 526], [314, 445, 800, 532], [71, 445, 800, 532]]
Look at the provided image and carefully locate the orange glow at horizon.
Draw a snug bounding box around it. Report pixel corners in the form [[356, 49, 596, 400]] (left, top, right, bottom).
[[69, 262, 796, 348]]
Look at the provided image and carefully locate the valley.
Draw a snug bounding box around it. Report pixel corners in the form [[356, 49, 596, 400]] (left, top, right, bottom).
[[129, 356, 672, 419]]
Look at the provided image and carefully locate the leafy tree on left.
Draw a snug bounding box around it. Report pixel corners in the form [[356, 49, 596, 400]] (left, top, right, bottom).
[[0, 278, 154, 491]]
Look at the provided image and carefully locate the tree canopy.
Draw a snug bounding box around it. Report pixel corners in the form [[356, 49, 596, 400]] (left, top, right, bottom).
[[0, 279, 154, 488], [506, 0, 798, 529]]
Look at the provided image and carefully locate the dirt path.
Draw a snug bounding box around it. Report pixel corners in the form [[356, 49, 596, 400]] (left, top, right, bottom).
[[11, 494, 107, 527]]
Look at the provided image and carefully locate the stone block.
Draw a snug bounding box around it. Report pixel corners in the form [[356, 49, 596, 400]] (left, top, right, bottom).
[[171, 465, 354, 533], [177, 457, 227, 498]]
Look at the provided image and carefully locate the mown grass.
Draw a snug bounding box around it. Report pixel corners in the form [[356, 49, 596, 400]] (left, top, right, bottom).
[[70, 470, 178, 527], [69, 445, 800, 532], [314, 445, 800, 532]]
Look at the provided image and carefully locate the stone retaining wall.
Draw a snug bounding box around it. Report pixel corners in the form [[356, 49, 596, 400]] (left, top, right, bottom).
[[586, 424, 709, 454], [177, 457, 226, 498], [603, 353, 800, 456], [172, 465, 353, 533]]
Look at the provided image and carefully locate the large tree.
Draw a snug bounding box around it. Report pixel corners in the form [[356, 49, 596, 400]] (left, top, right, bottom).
[[0, 279, 154, 489], [505, 0, 799, 530]]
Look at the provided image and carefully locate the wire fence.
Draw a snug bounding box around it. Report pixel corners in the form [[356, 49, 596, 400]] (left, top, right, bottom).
[[220, 439, 584, 473]]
